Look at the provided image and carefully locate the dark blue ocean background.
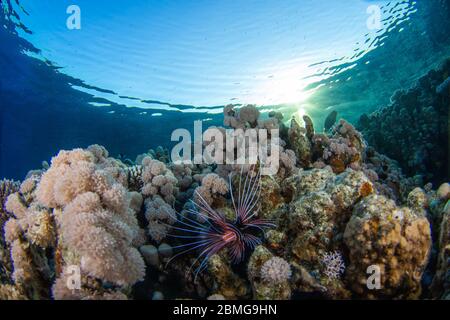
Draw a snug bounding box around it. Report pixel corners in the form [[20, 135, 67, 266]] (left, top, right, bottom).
[[1, 0, 449, 180]]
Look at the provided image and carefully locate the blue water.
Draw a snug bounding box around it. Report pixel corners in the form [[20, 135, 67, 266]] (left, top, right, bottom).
[[1, 0, 450, 180]]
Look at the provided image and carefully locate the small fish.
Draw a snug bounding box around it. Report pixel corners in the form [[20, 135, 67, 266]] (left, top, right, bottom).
[[324, 110, 338, 131]]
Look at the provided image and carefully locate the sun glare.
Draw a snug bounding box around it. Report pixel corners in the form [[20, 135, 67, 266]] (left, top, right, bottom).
[[249, 64, 315, 106]]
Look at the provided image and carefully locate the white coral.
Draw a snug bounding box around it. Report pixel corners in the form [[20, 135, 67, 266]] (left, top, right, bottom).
[[144, 195, 177, 242], [194, 173, 228, 206], [141, 157, 178, 204], [261, 257, 292, 285], [31, 146, 146, 287], [321, 251, 345, 280]]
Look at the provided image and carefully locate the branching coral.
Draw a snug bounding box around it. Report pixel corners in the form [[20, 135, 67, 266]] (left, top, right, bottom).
[[321, 251, 345, 280], [247, 246, 292, 299]]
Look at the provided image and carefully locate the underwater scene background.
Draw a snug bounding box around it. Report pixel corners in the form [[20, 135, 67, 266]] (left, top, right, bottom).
[[1, 0, 449, 182], [0, 0, 449, 300]]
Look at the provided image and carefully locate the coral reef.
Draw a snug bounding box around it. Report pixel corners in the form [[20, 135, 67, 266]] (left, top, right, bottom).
[[223, 104, 260, 129], [208, 105, 295, 179], [0, 102, 447, 301], [248, 246, 292, 300], [357, 59, 449, 185], [193, 173, 228, 206]]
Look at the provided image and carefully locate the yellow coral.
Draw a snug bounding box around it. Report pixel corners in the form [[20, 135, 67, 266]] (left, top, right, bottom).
[[344, 195, 431, 299]]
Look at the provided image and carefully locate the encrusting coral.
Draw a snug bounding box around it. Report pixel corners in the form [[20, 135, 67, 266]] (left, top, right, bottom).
[[0, 102, 447, 300], [344, 195, 431, 299]]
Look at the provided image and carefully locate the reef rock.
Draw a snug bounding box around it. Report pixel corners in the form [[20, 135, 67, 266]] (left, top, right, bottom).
[[344, 195, 431, 299]]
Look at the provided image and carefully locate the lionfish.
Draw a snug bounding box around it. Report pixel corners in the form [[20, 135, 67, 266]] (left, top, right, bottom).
[[165, 167, 275, 278]]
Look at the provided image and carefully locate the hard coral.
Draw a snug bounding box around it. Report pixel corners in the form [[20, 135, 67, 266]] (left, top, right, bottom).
[[344, 195, 431, 299], [357, 59, 450, 184], [321, 120, 364, 173]]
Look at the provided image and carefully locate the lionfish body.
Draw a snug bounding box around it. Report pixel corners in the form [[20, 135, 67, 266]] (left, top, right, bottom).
[[167, 168, 275, 277]]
